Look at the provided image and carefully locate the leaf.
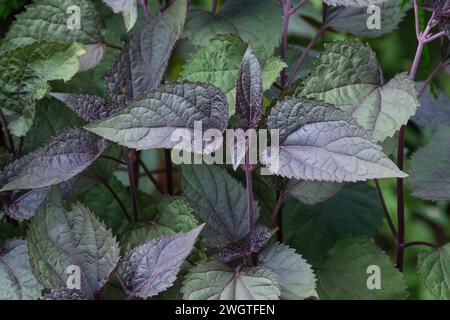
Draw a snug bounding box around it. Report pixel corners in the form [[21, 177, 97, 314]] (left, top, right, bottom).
[[264, 98, 407, 182], [27, 189, 120, 298], [259, 242, 317, 300], [413, 85, 450, 130], [106, 0, 187, 105], [235, 46, 263, 128], [181, 164, 260, 248], [298, 41, 419, 142], [409, 125, 450, 201], [0, 128, 106, 191], [40, 288, 86, 300], [0, 42, 86, 136], [103, 0, 135, 13], [0, 0, 104, 52], [120, 223, 175, 253], [50, 93, 119, 122], [78, 44, 106, 73], [117, 224, 204, 299], [286, 180, 343, 205], [183, 0, 282, 62], [181, 35, 285, 112], [324, 1, 409, 38], [85, 82, 228, 151], [323, 0, 388, 6], [2, 188, 51, 221], [215, 225, 272, 263], [182, 261, 280, 300], [122, 0, 138, 32], [157, 197, 198, 233], [284, 183, 384, 265], [317, 238, 408, 299], [418, 243, 450, 299], [0, 239, 43, 300]]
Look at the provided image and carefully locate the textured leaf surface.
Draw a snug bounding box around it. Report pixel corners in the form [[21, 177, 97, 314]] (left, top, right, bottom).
[[0, 0, 104, 52], [86, 82, 228, 150], [40, 288, 86, 300], [50, 93, 119, 122], [324, 1, 408, 38], [0, 128, 106, 191], [0, 239, 43, 300], [259, 242, 317, 300], [181, 164, 259, 248], [0, 42, 85, 136], [183, 0, 281, 62], [284, 183, 384, 265], [264, 98, 406, 182], [286, 180, 343, 205], [418, 243, 450, 299], [215, 225, 272, 263], [413, 86, 450, 130], [106, 0, 187, 105], [157, 197, 198, 233], [182, 261, 280, 300], [117, 225, 204, 299], [120, 223, 175, 253], [235, 46, 263, 128], [409, 126, 450, 201], [181, 35, 285, 112], [103, 0, 135, 13], [317, 238, 408, 299], [78, 44, 106, 73], [27, 191, 120, 298], [299, 41, 419, 142]]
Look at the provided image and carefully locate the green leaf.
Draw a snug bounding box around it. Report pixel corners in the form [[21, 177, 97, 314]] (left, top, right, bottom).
[[181, 35, 285, 112], [0, 42, 86, 136], [0, 128, 106, 191], [264, 98, 407, 182], [259, 242, 317, 300], [157, 197, 198, 233], [409, 125, 450, 201], [0, 0, 104, 52], [106, 0, 187, 105], [27, 190, 120, 298], [85, 82, 229, 151], [284, 183, 384, 265], [317, 238, 408, 300], [324, 1, 409, 38], [181, 164, 260, 248], [121, 0, 138, 32], [0, 239, 43, 300], [298, 41, 419, 142], [181, 261, 281, 300], [418, 243, 450, 299], [286, 180, 343, 205], [117, 225, 204, 299], [183, 0, 282, 62]]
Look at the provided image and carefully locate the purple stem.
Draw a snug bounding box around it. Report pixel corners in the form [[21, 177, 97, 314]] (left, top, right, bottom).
[[245, 165, 255, 231], [139, 0, 151, 20], [279, 0, 292, 88]]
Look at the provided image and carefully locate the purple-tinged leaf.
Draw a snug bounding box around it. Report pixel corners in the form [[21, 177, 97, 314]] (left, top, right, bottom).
[[117, 224, 204, 299], [181, 165, 260, 248], [40, 288, 86, 300], [263, 98, 407, 182], [0, 128, 106, 191], [85, 82, 228, 151], [413, 85, 450, 130], [50, 93, 119, 122], [235, 46, 263, 128], [106, 0, 187, 105], [215, 226, 272, 263], [102, 0, 135, 13], [27, 189, 120, 299], [0, 239, 43, 300], [323, 0, 387, 7], [424, 0, 450, 15]]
